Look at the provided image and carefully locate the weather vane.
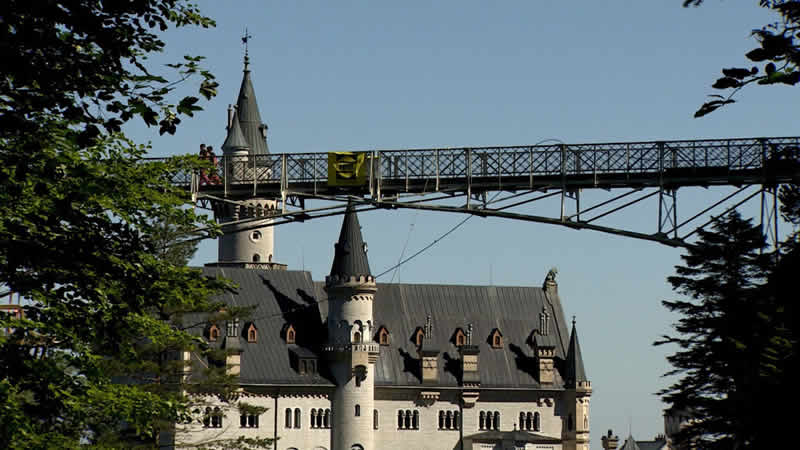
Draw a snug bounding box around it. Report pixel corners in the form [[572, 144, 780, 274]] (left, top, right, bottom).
[[242, 27, 253, 68]]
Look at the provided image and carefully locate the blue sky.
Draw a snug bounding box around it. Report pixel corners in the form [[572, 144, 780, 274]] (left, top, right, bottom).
[[128, 1, 799, 444]]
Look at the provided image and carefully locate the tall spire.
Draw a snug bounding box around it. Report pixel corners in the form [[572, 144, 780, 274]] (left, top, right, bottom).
[[329, 203, 371, 279], [234, 32, 269, 156], [565, 317, 588, 387]]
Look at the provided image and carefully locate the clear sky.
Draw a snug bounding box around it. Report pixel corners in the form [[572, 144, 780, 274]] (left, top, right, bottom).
[[128, 1, 799, 445]]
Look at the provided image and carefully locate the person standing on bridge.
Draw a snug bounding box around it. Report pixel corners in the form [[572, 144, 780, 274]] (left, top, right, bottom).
[[198, 144, 221, 185]]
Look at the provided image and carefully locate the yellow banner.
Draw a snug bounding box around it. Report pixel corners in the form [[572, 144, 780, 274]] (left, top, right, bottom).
[[328, 152, 367, 186]]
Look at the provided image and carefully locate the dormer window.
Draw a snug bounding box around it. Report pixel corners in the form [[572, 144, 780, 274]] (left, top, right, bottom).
[[412, 327, 425, 348], [247, 323, 258, 343], [377, 326, 390, 346], [453, 328, 466, 347], [489, 329, 503, 349], [209, 324, 220, 342], [284, 324, 296, 344]]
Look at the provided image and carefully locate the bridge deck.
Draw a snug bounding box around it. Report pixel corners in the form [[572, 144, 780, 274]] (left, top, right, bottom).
[[149, 136, 800, 199]]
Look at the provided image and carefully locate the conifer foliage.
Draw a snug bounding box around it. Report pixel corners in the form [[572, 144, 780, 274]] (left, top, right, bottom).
[[656, 209, 795, 448]]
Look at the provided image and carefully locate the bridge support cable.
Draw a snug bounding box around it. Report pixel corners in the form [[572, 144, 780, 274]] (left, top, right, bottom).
[[681, 187, 764, 241], [658, 188, 678, 240], [760, 186, 780, 255]]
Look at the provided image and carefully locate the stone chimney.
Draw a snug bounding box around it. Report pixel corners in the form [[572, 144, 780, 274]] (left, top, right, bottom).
[[601, 429, 619, 450], [224, 318, 242, 377], [534, 338, 556, 385], [419, 315, 439, 385], [543, 267, 558, 296], [459, 324, 480, 407]]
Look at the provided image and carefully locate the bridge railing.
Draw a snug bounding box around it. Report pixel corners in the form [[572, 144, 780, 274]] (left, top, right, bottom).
[[145, 136, 799, 191]]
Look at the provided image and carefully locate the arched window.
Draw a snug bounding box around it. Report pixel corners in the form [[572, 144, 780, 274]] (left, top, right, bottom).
[[294, 408, 301, 429], [212, 407, 222, 428], [208, 324, 219, 342], [520, 412, 526, 430], [485, 411, 493, 430], [285, 325, 296, 344], [445, 411, 452, 429], [285, 408, 292, 428], [412, 410, 419, 429], [310, 409, 317, 428], [252, 253, 260, 262], [453, 411, 460, 430], [316, 409, 323, 428], [439, 411, 445, 429], [324, 409, 331, 428], [479, 411, 485, 430], [353, 331, 361, 343], [378, 327, 390, 345], [351, 445, 364, 450], [534, 412, 541, 431], [404, 410, 411, 429], [249, 414, 258, 428], [526, 412, 533, 431], [489, 329, 503, 349], [493, 411, 500, 430], [413, 328, 425, 347], [373, 409, 379, 430], [247, 323, 258, 343], [241, 414, 247, 428], [354, 404, 360, 417], [398, 410, 404, 429], [203, 407, 212, 428]]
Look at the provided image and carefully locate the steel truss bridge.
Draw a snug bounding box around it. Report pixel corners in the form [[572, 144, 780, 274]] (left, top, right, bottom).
[[152, 136, 800, 249]]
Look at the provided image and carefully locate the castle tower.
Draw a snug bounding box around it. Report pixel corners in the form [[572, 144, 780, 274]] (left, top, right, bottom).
[[563, 318, 592, 450], [324, 204, 379, 450], [215, 54, 279, 267]]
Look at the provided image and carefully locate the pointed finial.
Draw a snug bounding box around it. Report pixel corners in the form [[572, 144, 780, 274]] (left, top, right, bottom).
[[466, 323, 473, 345], [425, 315, 432, 336], [572, 315, 576, 327], [241, 27, 253, 71]]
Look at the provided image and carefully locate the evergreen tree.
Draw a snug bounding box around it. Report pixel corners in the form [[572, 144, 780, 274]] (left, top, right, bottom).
[[655, 211, 781, 448]]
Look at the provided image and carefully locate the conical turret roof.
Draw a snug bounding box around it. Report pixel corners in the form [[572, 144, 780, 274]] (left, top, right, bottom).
[[222, 111, 249, 153], [329, 204, 371, 279], [235, 58, 269, 155], [565, 317, 588, 387], [619, 435, 642, 450]]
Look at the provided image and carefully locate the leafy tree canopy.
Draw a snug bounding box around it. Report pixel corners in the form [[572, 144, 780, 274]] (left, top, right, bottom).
[[0, 1, 269, 448], [683, 1, 800, 117]]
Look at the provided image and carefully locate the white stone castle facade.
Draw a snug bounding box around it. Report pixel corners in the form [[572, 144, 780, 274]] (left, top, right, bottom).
[[173, 56, 591, 450]]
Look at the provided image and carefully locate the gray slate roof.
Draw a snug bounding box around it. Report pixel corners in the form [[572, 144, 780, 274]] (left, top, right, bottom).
[[328, 205, 371, 278], [221, 111, 249, 153], [235, 64, 269, 155], [360, 282, 571, 388], [187, 266, 582, 390], [637, 439, 667, 450]]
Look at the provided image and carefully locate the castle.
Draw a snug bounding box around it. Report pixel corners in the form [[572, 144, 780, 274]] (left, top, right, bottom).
[[174, 56, 591, 450]]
